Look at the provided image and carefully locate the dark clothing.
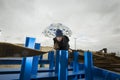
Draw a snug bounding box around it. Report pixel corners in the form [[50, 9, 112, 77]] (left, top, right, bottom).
[[53, 36, 70, 50]]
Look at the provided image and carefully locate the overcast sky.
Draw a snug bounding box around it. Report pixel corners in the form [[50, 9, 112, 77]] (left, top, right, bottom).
[[0, 0, 120, 52]]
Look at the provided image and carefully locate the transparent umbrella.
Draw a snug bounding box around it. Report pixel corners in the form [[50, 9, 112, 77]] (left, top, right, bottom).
[[43, 23, 72, 38]]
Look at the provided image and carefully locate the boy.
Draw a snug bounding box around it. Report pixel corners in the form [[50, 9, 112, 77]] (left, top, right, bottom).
[[53, 29, 70, 50]]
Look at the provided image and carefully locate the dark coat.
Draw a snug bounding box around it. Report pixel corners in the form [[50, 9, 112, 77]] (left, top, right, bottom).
[[53, 36, 70, 50]]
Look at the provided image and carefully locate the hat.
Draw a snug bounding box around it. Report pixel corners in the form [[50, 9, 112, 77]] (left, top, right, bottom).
[[55, 29, 63, 37]]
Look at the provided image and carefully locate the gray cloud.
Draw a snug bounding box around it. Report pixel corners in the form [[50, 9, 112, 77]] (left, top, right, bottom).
[[0, 0, 120, 52]]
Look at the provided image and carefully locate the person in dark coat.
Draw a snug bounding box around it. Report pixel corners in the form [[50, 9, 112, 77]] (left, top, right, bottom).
[[53, 29, 73, 64], [53, 29, 70, 50]]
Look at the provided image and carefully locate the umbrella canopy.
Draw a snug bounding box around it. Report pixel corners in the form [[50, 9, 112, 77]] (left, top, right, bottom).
[[43, 23, 72, 38]]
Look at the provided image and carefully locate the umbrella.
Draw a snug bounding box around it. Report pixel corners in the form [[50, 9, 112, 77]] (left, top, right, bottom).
[[43, 23, 72, 38]]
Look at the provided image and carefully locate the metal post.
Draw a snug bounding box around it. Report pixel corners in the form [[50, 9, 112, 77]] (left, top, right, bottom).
[[0, 30, 1, 41], [31, 43, 41, 78], [48, 51, 54, 70], [73, 51, 79, 80], [19, 37, 36, 80], [55, 50, 60, 74], [57, 50, 68, 80], [74, 38, 77, 50], [39, 55, 43, 67], [0, 30, 1, 36], [84, 51, 93, 80]]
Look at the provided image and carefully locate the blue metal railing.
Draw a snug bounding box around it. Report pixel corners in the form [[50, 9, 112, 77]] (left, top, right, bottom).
[[0, 37, 120, 80]]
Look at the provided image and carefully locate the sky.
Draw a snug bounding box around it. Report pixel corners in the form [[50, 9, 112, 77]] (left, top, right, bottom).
[[0, 0, 120, 52]]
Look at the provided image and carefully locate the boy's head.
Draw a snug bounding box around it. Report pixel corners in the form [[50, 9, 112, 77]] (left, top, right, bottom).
[[55, 29, 63, 42]]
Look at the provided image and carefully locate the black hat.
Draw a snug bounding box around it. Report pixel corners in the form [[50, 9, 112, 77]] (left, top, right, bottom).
[[55, 29, 63, 37]]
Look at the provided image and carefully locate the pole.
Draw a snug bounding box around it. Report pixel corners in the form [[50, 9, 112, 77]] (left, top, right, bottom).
[[84, 51, 93, 80], [0, 30, 1, 36], [74, 38, 77, 50], [19, 37, 36, 80], [0, 30, 1, 41]]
